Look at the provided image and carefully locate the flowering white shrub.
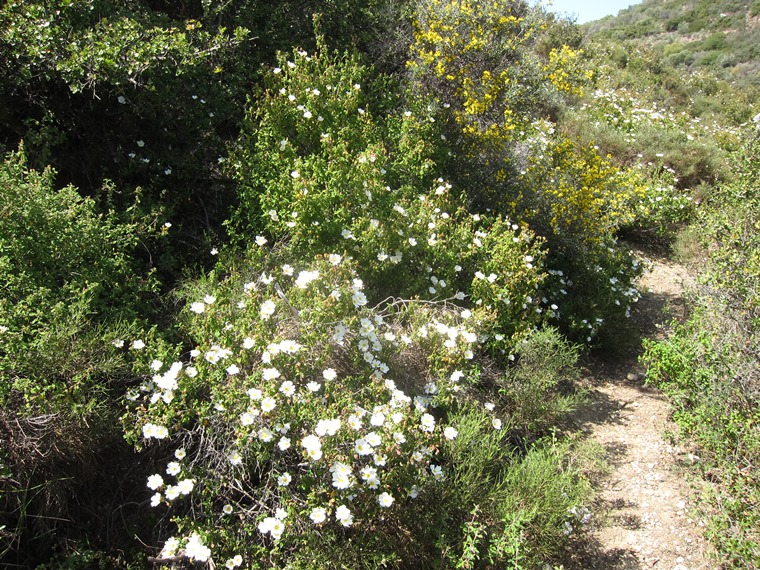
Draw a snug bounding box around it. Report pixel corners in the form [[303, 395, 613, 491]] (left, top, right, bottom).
[[126, 245, 520, 565]]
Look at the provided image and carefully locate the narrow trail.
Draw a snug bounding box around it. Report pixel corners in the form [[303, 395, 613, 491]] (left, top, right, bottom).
[[567, 251, 715, 570]]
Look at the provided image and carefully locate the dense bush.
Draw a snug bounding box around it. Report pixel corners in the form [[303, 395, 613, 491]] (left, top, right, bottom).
[[230, 44, 549, 346], [0, 149, 156, 564], [125, 245, 595, 568]]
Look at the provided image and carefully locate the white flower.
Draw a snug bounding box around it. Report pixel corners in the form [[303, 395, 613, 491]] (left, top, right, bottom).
[[315, 418, 341, 436], [147, 474, 164, 490], [229, 451, 243, 465], [301, 435, 322, 460], [223, 504, 234, 515], [242, 337, 255, 349], [262, 368, 281, 381], [226, 364, 240, 375], [335, 504, 353, 527], [330, 461, 354, 489], [277, 436, 291, 451], [492, 418, 502, 430], [377, 492, 394, 508], [177, 478, 194, 495], [210, 247, 218, 255], [165, 485, 180, 500], [443, 426, 458, 440], [150, 492, 162, 507], [354, 439, 373, 455], [295, 270, 319, 288], [239, 411, 256, 426], [260, 397, 277, 413], [166, 462, 181, 476], [352, 291, 368, 307], [131, 339, 145, 350], [348, 414, 363, 430], [360, 435, 380, 451], [393, 432, 406, 444], [306, 381, 321, 392], [323, 368, 337, 381], [175, 448, 186, 460], [117, 95, 126, 104], [420, 413, 436, 432], [430, 464, 444, 479], [160, 537, 180, 558], [290, 170, 300, 178], [277, 472, 292, 486], [260, 299, 276, 320], [111, 339, 124, 348], [328, 253, 341, 265], [136, 140, 145, 147], [142, 423, 169, 439], [258, 427, 274, 442], [255, 235, 268, 246], [309, 507, 327, 524], [258, 516, 284, 539]]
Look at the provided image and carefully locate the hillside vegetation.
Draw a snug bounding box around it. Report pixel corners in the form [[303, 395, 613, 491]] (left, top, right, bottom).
[[0, 0, 758, 568]]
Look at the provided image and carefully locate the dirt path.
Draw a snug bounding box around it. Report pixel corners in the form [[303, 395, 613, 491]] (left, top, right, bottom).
[[567, 252, 715, 569]]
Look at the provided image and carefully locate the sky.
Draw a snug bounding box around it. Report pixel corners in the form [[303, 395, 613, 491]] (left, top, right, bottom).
[[536, 0, 644, 24]]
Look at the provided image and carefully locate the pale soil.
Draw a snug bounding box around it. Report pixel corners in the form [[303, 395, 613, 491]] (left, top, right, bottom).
[[566, 251, 717, 569]]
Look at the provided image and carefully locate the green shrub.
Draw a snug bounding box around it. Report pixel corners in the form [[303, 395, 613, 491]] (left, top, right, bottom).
[[0, 148, 156, 564], [229, 43, 549, 346]]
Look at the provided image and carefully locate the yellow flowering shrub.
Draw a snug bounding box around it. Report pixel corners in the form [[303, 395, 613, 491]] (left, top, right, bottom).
[[545, 45, 593, 98], [407, 0, 593, 157], [518, 138, 646, 249], [407, 0, 538, 155]]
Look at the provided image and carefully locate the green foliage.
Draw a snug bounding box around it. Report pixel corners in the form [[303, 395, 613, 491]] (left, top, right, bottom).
[[229, 43, 548, 346], [495, 328, 582, 436], [587, 0, 760, 90], [12, 0, 760, 565], [0, 148, 152, 409], [0, 148, 159, 565]]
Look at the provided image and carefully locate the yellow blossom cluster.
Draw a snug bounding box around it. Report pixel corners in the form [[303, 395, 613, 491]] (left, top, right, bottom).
[[545, 45, 593, 98], [519, 139, 647, 248], [408, 0, 533, 152]]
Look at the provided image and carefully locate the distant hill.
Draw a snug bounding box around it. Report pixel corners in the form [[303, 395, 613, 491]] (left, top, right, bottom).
[[584, 0, 760, 84]]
